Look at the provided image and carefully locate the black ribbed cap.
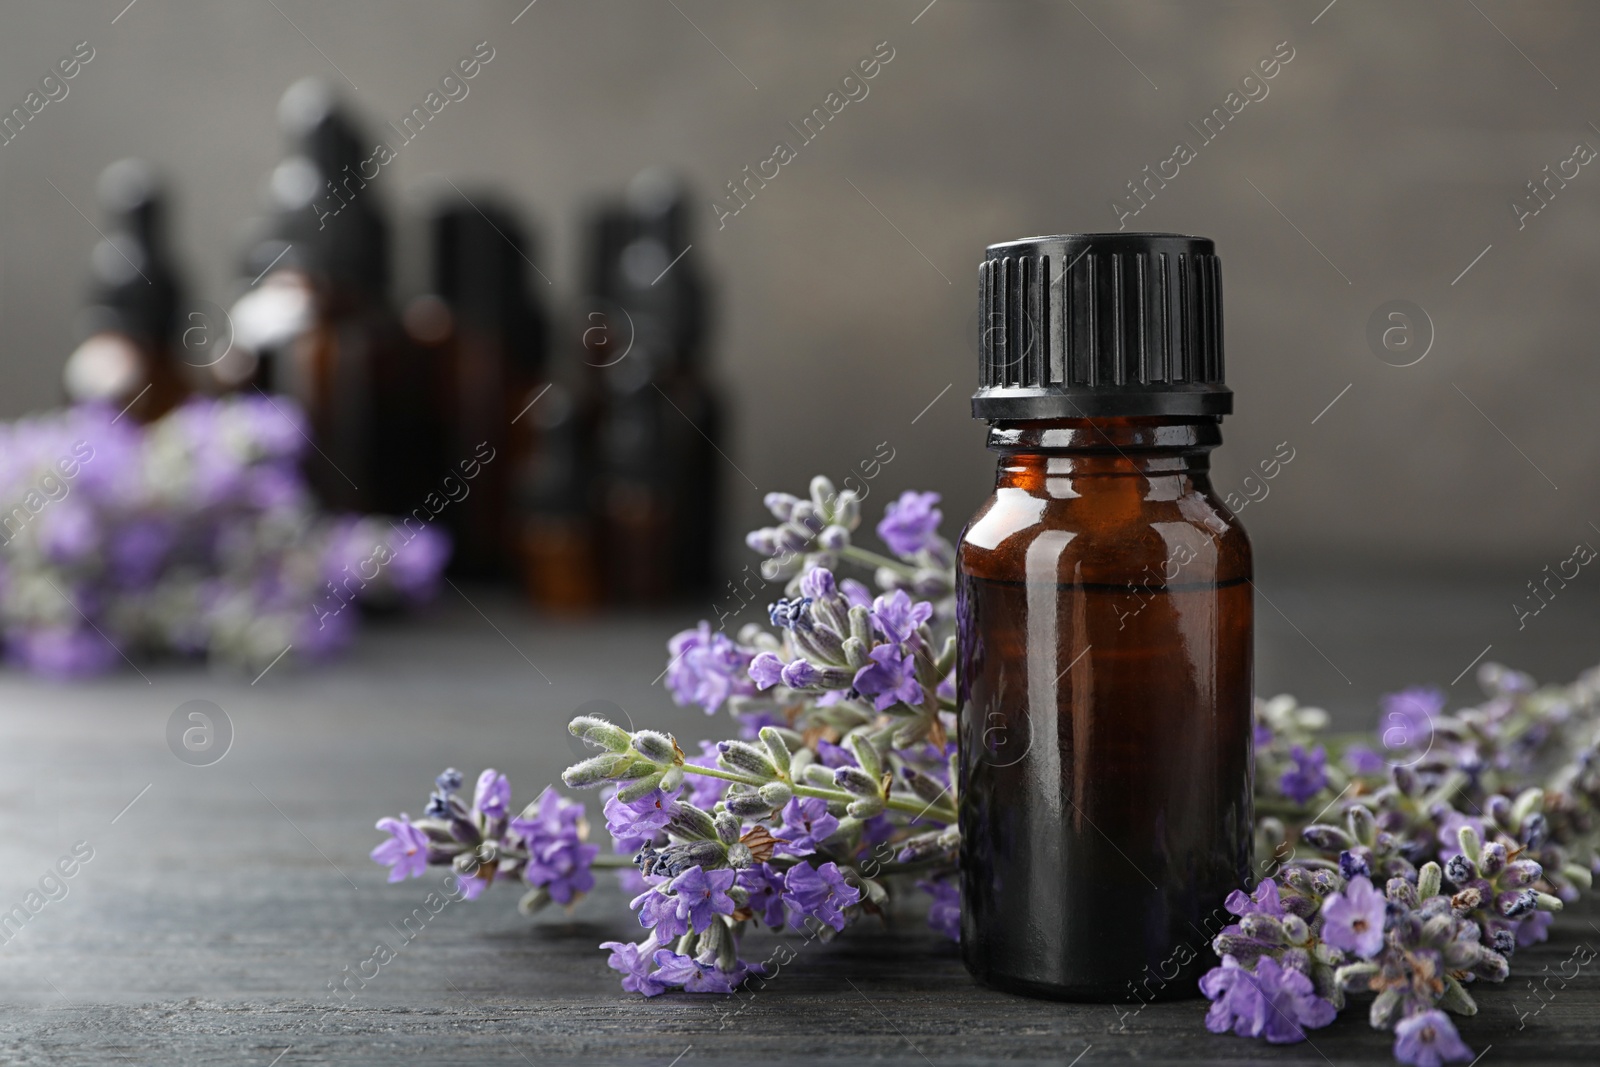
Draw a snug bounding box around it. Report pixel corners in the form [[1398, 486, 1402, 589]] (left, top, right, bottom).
[[972, 233, 1230, 419]]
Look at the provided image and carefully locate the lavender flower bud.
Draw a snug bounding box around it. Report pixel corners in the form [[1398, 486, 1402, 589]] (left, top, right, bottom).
[[833, 766, 881, 798], [846, 733, 883, 781], [1339, 851, 1371, 881], [1442, 939, 1481, 969], [818, 525, 850, 552], [902, 767, 949, 806], [1534, 891, 1564, 912], [631, 731, 677, 764], [1521, 812, 1549, 848], [1485, 794, 1511, 828], [1346, 805, 1377, 847], [569, 716, 631, 752], [1300, 824, 1352, 852], [841, 637, 869, 671], [846, 796, 886, 819], [808, 476, 836, 514], [616, 772, 665, 803], [1386, 876, 1418, 909], [563, 753, 628, 788], [1478, 841, 1508, 877], [776, 522, 813, 554], [1457, 824, 1483, 865], [759, 782, 793, 808], [1417, 862, 1443, 900], [801, 764, 836, 788], [1369, 989, 1404, 1029], [790, 500, 821, 531], [660, 765, 685, 793], [718, 741, 778, 779], [1278, 947, 1312, 975], [780, 659, 822, 689], [895, 830, 951, 863], [1443, 854, 1475, 887], [764, 492, 800, 521], [1450, 887, 1483, 912], [723, 792, 773, 818], [667, 804, 718, 840], [759, 727, 793, 775], [1497, 895, 1536, 921], [1212, 934, 1265, 962], [833, 490, 860, 528], [746, 528, 780, 556], [1474, 948, 1510, 982], [714, 811, 742, 844], [1240, 913, 1286, 945], [1281, 914, 1310, 945], [435, 768, 464, 793], [1490, 928, 1517, 954], [1335, 962, 1379, 991]]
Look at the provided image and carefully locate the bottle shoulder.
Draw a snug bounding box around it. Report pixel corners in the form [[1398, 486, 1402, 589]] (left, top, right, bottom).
[[959, 482, 1252, 585]]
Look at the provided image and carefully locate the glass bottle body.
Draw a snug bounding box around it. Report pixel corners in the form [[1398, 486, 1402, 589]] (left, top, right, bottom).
[[957, 417, 1253, 1001]]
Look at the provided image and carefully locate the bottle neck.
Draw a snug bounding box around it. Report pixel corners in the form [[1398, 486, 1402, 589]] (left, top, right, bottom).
[[987, 416, 1221, 488]]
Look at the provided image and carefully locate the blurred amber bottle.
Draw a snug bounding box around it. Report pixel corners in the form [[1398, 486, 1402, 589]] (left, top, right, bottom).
[[404, 197, 547, 580], [62, 159, 188, 423], [587, 169, 721, 604], [223, 78, 434, 516]]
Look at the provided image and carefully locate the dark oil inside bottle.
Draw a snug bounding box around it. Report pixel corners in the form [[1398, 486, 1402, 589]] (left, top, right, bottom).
[[957, 419, 1253, 1001]]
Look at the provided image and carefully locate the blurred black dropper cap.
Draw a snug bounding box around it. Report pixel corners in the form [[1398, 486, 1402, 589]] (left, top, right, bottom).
[[83, 158, 181, 347], [972, 233, 1230, 420]]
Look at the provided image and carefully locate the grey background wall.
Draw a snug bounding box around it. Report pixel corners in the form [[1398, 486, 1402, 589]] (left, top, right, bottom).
[[0, 1, 1596, 577]]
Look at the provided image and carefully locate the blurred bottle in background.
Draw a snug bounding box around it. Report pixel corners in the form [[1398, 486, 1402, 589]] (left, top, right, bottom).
[[404, 195, 545, 578], [587, 168, 721, 604], [62, 159, 188, 423], [225, 78, 436, 516]]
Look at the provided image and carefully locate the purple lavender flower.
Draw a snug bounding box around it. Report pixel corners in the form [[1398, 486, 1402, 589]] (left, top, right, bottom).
[[631, 885, 690, 940], [737, 864, 788, 928], [1278, 744, 1328, 804], [1223, 879, 1285, 923], [666, 622, 756, 715], [871, 589, 934, 646], [815, 739, 858, 769], [774, 797, 839, 856], [600, 938, 667, 996], [603, 786, 682, 843], [1344, 744, 1386, 775], [670, 865, 737, 932], [1381, 687, 1445, 751], [515, 788, 599, 904], [919, 878, 960, 942], [5, 626, 120, 679], [748, 651, 785, 691], [877, 490, 942, 558], [780, 658, 822, 689], [650, 950, 752, 994], [371, 816, 430, 882], [782, 861, 861, 932], [1200, 955, 1335, 1043], [853, 644, 924, 712], [1320, 875, 1386, 959], [1392, 1009, 1474, 1066], [1515, 909, 1553, 947], [473, 769, 511, 820]]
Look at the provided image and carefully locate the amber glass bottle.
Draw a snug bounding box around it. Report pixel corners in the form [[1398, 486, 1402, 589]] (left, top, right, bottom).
[[62, 159, 187, 423], [958, 234, 1253, 1002]]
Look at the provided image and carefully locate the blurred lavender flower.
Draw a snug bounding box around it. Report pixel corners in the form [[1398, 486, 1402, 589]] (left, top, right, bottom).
[[1201, 955, 1336, 1043], [1279, 744, 1328, 804], [1392, 1010, 1473, 1066], [371, 816, 430, 882], [877, 491, 942, 558], [666, 622, 755, 714]]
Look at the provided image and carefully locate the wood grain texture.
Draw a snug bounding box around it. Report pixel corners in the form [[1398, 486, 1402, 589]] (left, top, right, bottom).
[[0, 588, 1595, 1065]]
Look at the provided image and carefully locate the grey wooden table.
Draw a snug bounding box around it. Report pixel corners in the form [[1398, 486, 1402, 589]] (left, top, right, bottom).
[[1, 570, 1596, 1065]]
